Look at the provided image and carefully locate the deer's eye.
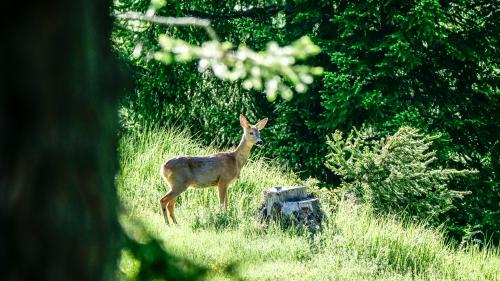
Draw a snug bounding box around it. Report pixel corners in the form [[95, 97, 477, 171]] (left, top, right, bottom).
[[249, 132, 254, 135]]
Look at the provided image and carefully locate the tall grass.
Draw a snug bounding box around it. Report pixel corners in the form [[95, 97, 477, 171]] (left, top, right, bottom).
[[117, 127, 500, 281]]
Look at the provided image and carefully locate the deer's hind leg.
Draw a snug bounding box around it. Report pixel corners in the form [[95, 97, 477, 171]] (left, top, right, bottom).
[[160, 175, 188, 224], [160, 187, 184, 224], [166, 196, 178, 224]]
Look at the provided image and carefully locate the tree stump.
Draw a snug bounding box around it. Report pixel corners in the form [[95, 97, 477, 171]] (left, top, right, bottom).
[[258, 186, 323, 231]]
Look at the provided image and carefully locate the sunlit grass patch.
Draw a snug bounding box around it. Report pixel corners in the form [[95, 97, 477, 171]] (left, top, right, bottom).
[[117, 127, 500, 281]]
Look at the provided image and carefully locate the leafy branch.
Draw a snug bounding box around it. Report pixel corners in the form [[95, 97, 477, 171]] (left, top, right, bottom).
[[114, 7, 323, 101], [115, 12, 219, 41]]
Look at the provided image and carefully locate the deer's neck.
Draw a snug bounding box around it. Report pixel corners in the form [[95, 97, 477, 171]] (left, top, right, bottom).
[[234, 135, 253, 167]]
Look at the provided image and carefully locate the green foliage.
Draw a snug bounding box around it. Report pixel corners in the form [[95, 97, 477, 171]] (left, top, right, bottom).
[[116, 128, 500, 280], [113, 0, 500, 241], [115, 7, 323, 101], [326, 126, 476, 224], [320, 0, 500, 240], [152, 34, 323, 101]]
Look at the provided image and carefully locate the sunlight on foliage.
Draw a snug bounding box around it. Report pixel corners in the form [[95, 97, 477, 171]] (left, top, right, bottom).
[[154, 35, 322, 101], [115, 0, 323, 102], [326, 126, 477, 224]]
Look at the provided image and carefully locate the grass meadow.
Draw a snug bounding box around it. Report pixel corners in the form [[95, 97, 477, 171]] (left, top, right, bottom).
[[116, 128, 499, 281]]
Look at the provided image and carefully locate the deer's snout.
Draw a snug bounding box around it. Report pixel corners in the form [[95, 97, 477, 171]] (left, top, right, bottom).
[[256, 140, 265, 145]]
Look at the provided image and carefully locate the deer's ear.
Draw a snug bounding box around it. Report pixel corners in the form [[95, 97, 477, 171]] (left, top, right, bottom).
[[256, 118, 268, 130], [240, 115, 250, 128]]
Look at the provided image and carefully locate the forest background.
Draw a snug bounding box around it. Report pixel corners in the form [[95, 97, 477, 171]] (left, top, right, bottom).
[[113, 0, 499, 243]]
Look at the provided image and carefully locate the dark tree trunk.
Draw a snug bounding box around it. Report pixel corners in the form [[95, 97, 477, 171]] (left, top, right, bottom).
[[1, 0, 123, 280]]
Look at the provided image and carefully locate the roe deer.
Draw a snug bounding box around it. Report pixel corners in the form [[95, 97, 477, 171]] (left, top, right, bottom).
[[160, 115, 268, 224]]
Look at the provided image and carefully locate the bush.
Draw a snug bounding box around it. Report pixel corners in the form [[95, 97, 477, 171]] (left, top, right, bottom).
[[325, 126, 476, 224]]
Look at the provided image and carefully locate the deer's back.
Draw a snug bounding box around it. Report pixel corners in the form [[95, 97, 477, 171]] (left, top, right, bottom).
[[162, 153, 239, 188]]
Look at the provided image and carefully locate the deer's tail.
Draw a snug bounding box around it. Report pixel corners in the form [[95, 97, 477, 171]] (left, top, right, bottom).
[[160, 162, 172, 181]]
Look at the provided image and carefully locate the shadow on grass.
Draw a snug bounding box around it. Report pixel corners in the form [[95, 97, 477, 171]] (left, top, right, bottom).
[[119, 218, 247, 281]]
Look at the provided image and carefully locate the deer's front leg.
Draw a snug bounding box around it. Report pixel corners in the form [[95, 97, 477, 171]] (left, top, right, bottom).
[[217, 184, 228, 210]]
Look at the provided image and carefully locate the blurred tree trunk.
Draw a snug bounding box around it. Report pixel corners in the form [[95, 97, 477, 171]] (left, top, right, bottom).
[[1, 0, 123, 280]]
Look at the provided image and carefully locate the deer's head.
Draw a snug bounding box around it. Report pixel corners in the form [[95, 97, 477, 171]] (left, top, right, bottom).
[[240, 115, 268, 146]]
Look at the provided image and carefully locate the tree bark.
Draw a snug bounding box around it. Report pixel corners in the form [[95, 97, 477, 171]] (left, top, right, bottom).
[[1, 0, 123, 280]]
